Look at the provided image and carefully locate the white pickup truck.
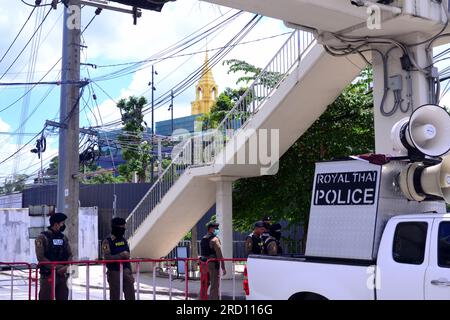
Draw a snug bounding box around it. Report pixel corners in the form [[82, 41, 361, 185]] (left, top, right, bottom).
[[244, 159, 450, 300], [246, 213, 450, 300]]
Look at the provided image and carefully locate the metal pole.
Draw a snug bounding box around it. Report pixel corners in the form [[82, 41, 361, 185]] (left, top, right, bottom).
[[57, 0, 81, 261], [68, 266, 73, 300], [119, 263, 123, 300], [103, 264, 107, 300], [35, 268, 39, 300], [168, 264, 172, 301], [171, 90, 174, 135], [219, 262, 222, 301], [152, 264, 157, 301], [10, 267, 13, 300], [151, 65, 155, 136], [158, 137, 162, 177], [51, 265, 56, 300], [184, 260, 189, 300], [86, 264, 90, 300], [232, 262, 236, 300], [28, 266, 32, 301], [136, 262, 141, 301], [40, 150, 43, 184], [150, 65, 155, 184]]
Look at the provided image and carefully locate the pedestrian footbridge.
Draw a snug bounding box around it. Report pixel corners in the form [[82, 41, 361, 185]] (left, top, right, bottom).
[[126, 29, 367, 259]]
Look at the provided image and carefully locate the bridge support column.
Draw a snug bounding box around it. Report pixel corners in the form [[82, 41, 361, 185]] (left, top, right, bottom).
[[211, 177, 238, 280], [372, 33, 432, 154]]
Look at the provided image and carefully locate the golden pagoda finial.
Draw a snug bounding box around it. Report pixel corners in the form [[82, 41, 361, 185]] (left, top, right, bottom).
[[191, 49, 218, 115]]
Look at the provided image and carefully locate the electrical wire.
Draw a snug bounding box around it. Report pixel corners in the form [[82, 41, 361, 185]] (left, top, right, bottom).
[[0, 6, 53, 81], [98, 14, 262, 129], [0, 6, 36, 66]]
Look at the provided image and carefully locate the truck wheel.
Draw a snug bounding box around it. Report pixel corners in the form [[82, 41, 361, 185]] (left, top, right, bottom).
[[289, 292, 328, 301]]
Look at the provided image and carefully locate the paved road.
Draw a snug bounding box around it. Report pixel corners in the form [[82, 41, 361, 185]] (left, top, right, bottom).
[[0, 273, 187, 300]]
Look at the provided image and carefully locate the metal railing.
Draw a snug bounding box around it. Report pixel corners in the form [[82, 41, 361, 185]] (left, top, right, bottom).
[[126, 30, 316, 238], [200, 258, 247, 300], [33, 258, 200, 300], [0, 262, 33, 300]]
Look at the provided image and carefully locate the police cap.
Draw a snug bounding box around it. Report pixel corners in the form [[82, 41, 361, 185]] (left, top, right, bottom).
[[254, 221, 265, 228], [262, 216, 272, 222], [207, 221, 219, 229], [49, 212, 67, 225], [112, 217, 127, 227]]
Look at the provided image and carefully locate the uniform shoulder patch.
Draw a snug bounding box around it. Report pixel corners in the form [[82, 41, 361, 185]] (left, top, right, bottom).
[[35, 239, 42, 247]]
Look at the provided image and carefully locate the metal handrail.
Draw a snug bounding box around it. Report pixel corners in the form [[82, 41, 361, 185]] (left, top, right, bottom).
[[126, 30, 316, 238]]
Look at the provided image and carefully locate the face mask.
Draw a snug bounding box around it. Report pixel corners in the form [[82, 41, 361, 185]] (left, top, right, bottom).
[[59, 224, 66, 233], [112, 226, 125, 238], [213, 229, 219, 236]]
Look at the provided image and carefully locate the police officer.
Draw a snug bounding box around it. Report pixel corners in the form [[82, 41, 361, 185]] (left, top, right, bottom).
[[264, 223, 283, 255], [200, 221, 226, 300], [261, 217, 272, 242], [245, 221, 265, 257], [102, 217, 135, 300], [35, 212, 72, 300]]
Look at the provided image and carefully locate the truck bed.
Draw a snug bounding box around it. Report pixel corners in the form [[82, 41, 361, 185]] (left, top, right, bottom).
[[247, 255, 376, 300]]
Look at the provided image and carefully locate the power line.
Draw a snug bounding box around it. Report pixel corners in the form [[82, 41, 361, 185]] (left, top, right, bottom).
[[91, 10, 243, 83], [0, 130, 44, 166], [0, 6, 36, 66], [0, 6, 53, 82], [91, 14, 262, 129], [0, 9, 97, 114], [94, 32, 291, 70]]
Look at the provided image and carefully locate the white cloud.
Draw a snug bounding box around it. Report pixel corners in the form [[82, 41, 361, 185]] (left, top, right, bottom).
[[0, 0, 292, 178], [83, 2, 291, 127]]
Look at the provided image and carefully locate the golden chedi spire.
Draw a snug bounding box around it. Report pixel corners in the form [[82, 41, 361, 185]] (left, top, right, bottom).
[[191, 51, 218, 115]]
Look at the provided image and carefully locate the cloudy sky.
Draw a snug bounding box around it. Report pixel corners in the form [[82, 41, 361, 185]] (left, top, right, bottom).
[[1, 1, 450, 182], [0, 0, 291, 179]]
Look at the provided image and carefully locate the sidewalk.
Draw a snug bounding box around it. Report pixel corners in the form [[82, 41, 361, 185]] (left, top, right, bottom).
[[71, 265, 246, 300]]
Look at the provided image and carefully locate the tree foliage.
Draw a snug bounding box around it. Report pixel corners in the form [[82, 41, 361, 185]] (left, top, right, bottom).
[[116, 96, 152, 183], [230, 66, 375, 232], [0, 174, 29, 194], [198, 87, 247, 130]]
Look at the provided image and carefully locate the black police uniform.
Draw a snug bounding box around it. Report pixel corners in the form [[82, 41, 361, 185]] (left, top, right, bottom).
[[102, 217, 135, 301], [35, 228, 72, 300]]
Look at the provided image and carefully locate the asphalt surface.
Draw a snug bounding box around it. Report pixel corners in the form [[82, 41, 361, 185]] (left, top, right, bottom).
[[0, 273, 187, 300]]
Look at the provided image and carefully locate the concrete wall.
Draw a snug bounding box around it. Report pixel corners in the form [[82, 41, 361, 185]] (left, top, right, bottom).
[[0, 207, 99, 263], [78, 207, 98, 261], [0, 193, 22, 209], [0, 209, 31, 263]]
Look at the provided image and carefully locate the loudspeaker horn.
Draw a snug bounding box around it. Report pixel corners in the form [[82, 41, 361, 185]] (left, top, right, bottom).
[[399, 156, 450, 203], [391, 104, 450, 157]]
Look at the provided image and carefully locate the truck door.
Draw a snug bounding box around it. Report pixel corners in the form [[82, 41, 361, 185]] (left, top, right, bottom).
[[425, 218, 450, 300], [377, 219, 431, 300]]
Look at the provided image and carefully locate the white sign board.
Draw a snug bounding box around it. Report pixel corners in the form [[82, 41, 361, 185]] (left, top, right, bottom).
[[306, 160, 382, 260]]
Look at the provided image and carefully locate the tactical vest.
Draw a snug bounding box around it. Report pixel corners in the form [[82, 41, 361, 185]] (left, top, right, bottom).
[[40, 231, 69, 275], [106, 237, 131, 271], [247, 233, 264, 255], [42, 231, 69, 262], [264, 237, 283, 255], [200, 234, 217, 258], [261, 232, 270, 243]]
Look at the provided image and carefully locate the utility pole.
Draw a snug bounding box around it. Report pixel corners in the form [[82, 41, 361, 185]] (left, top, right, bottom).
[[57, 0, 81, 260], [150, 65, 157, 183], [169, 89, 174, 135]]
